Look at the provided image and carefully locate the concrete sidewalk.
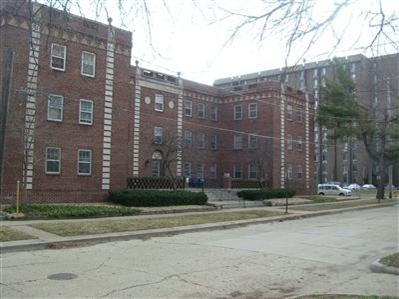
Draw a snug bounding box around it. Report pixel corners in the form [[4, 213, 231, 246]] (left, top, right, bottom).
[[1, 199, 397, 254]]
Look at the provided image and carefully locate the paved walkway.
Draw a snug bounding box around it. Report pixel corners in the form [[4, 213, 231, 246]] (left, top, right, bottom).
[[1, 198, 396, 253]]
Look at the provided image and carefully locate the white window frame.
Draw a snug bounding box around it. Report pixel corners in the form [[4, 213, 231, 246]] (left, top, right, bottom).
[[210, 135, 218, 150], [287, 134, 293, 150], [234, 105, 242, 120], [210, 163, 217, 178], [183, 162, 192, 177], [297, 164, 303, 179], [155, 94, 164, 112], [210, 106, 218, 121], [184, 100, 192, 117], [196, 163, 204, 179], [197, 132, 205, 149], [197, 103, 205, 118], [248, 103, 257, 119], [287, 105, 293, 121], [45, 147, 61, 174], [287, 164, 293, 180], [79, 99, 93, 125], [233, 164, 242, 178], [297, 136, 303, 151], [234, 135, 243, 150], [248, 162, 257, 179], [50, 43, 66, 71], [81, 51, 96, 77], [77, 149, 92, 176], [47, 94, 63, 122], [153, 126, 164, 144], [184, 131, 193, 148], [248, 134, 258, 149]]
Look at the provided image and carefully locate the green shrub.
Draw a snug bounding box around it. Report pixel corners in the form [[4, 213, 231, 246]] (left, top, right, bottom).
[[3, 204, 140, 219], [108, 189, 208, 207], [237, 188, 296, 201]]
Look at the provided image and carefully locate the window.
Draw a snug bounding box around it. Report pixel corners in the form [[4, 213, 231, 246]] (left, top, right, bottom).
[[233, 164, 242, 178], [248, 103, 257, 119], [81, 51, 96, 77], [184, 131, 193, 148], [234, 135, 243, 150], [197, 103, 205, 118], [151, 160, 161, 177], [155, 94, 164, 112], [153, 127, 163, 144], [287, 105, 293, 121], [196, 163, 204, 179], [248, 162, 257, 179], [210, 106, 218, 121], [210, 163, 217, 178], [51, 43, 66, 71], [234, 105, 242, 120], [297, 111, 304, 122], [197, 132, 205, 149], [297, 165, 303, 179], [47, 94, 63, 121], [183, 162, 192, 177], [287, 134, 293, 150], [210, 135, 218, 150], [45, 147, 61, 174], [248, 135, 258, 149], [184, 100, 192, 116], [78, 149, 91, 175], [287, 164, 293, 180], [297, 136, 303, 151], [79, 99, 93, 125]]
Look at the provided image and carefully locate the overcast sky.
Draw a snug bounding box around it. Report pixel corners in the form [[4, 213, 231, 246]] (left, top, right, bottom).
[[65, 0, 399, 85]]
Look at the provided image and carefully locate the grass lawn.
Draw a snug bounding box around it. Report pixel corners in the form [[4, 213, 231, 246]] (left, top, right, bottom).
[[2, 204, 141, 219], [290, 199, 398, 211], [0, 226, 37, 242], [299, 195, 339, 202], [380, 252, 399, 268], [31, 210, 284, 237]]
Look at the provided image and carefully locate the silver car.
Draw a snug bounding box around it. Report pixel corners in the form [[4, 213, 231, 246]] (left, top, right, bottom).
[[318, 184, 352, 196]]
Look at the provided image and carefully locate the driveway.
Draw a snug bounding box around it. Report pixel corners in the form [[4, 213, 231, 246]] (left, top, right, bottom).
[[1, 206, 398, 298]]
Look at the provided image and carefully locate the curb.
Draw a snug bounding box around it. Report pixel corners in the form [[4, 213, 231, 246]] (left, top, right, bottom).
[[370, 260, 399, 275], [1, 202, 397, 254]]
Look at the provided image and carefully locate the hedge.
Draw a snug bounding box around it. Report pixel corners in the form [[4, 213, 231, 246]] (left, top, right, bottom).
[[108, 189, 208, 207], [236, 188, 296, 201]]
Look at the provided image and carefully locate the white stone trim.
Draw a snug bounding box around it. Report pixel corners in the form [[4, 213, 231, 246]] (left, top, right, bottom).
[[280, 83, 286, 188], [305, 93, 310, 190], [132, 73, 141, 176]]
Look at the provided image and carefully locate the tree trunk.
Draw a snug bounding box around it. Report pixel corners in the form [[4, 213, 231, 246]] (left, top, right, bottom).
[[376, 132, 386, 201]]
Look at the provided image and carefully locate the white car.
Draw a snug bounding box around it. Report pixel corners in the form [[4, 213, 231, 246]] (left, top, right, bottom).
[[347, 183, 361, 190], [318, 184, 352, 196], [362, 184, 376, 190]]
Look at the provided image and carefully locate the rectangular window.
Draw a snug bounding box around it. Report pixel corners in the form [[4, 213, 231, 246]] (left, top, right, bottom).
[[234, 135, 243, 150], [79, 99, 93, 125], [81, 51, 96, 77], [210, 163, 217, 178], [297, 111, 304, 122], [45, 147, 61, 174], [297, 136, 303, 151], [210, 135, 218, 150], [287, 105, 293, 121], [197, 132, 205, 149], [184, 100, 192, 116], [47, 94, 63, 122], [197, 103, 205, 118], [248, 103, 257, 119], [234, 105, 242, 120], [151, 160, 161, 177], [210, 106, 218, 121], [287, 134, 293, 150], [153, 127, 163, 144], [297, 165, 303, 179], [196, 163, 204, 179], [183, 162, 191, 177], [248, 163, 257, 179], [233, 164, 242, 178], [248, 134, 258, 149], [78, 149, 91, 175], [287, 164, 293, 180], [184, 131, 193, 148], [155, 94, 164, 112], [51, 43, 66, 71]]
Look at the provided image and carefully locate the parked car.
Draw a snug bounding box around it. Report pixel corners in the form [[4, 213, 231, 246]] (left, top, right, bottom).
[[385, 184, 396, 190], [347, 183, 361, 190], [318, 184, 352, 196], [326, 181, 343, 187], [362, 184, 376, 190]]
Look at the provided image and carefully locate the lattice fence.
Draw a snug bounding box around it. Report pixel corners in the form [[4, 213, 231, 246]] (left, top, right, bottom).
[[127, 177, 185, 189]]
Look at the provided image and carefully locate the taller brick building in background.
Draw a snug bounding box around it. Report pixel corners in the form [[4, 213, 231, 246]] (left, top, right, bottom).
[[1, 0, 315, 202]]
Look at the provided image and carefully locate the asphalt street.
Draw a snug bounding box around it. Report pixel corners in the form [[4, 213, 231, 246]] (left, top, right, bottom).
[[1, 206, 398, 298]]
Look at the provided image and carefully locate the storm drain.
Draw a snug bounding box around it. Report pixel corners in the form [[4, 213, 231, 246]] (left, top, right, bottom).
[[47, 273, 78, 280]]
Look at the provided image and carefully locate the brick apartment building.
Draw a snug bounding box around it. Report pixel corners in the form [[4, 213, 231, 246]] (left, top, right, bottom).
[[215, 54, 399, 188], [0, 0, 315, 202]]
